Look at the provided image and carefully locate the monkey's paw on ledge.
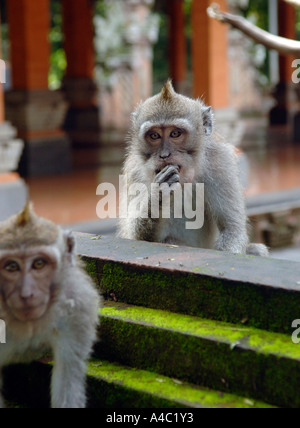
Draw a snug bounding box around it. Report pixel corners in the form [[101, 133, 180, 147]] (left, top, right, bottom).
[[2, 233, 298, 408]]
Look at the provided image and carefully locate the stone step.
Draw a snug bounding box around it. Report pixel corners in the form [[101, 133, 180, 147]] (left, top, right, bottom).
[[3, 299, 297, 408], [76, 233, 300, 335], [95, 302, 300, 408], [3, 360, 275, 409], [4, 234, 300, 408]]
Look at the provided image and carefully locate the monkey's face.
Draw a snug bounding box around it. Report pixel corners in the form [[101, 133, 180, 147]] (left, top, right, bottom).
[[132, 81, 213, 184], [142, 123, 198, 183], [0, 249, 58, 322]]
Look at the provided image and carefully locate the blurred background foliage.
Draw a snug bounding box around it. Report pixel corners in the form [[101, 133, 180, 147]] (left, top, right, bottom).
[[47, 0, 274, 92], [49, 0, 66, 90], [1, 0, 298, 91], [239, 0, 270, 86]]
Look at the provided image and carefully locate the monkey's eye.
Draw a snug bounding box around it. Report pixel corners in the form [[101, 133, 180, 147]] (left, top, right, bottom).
[[170, 130, 182, 138], [32, 259, 47, 270], [4, 261, 20, 273], [149, 132, 161, 141]]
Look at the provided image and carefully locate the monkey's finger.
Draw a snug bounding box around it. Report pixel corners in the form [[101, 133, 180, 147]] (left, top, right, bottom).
[[167, 173, 180, 185], [155, 165, 180, 184]]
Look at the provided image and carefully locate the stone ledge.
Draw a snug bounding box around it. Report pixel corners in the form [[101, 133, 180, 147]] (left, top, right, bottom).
[[97, 302, 300, 408], [3, 360, 275, 409], [0, 178, 28, 221], [75, 233, 300, 334]]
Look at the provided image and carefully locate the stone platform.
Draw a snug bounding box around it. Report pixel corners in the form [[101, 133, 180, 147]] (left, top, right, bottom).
[[3, 234, 300, 408]]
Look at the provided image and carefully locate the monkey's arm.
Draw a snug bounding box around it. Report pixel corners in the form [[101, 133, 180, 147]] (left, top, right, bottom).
[[50, 271, 100, 409], [207, 3, 300, 56], [118, 215, 157, 242], [118, 154, 157, 241], [118, 164, 180, 242], [118, 181, 158, 241], [204, 143, 249, 254], [51, 336, 87, 408]]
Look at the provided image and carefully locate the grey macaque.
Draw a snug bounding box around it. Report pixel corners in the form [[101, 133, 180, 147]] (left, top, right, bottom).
[[118, 80, 268, 257], [0, 204, 100, 408]]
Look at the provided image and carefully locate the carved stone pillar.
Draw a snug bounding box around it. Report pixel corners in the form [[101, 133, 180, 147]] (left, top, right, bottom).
[[95, 0, 159, 132]]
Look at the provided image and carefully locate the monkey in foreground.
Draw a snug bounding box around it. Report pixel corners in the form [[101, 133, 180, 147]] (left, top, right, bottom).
[[0, 204, 100, 408], [118, 80, 268, 257]]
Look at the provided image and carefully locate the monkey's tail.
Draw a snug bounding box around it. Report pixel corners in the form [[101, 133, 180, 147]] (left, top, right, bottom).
[[246, 243, 269, 257]]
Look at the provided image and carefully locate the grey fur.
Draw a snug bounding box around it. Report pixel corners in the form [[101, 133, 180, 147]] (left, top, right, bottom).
[[118, 81, 269, 257], [0, 227, 100, 408]]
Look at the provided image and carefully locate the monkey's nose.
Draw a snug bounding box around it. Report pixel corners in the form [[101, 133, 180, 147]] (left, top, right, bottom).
[[21, 294, 34, 302], [21, 285, 35, 301]]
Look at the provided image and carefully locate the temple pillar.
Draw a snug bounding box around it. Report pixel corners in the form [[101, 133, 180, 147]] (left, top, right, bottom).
[[5, 0, 70, 177], [191, 0, 229, 108], [191, 0, 242, 146], [62, 0, 101, 146], [167, 0, 187, 94]]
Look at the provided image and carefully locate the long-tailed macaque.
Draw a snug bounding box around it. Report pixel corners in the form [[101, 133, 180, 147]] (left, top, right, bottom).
[[118, 80, 268, 257], [0, 204, 100, 408]]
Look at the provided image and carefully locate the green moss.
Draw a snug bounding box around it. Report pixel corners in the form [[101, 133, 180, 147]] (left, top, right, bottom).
[[191, 266, 214, 274], [81, 256, 100, 286], [96, 302, 300, 408], [101, 303, 300, 360], [101, 303, 245, 345], [96, 261, 300, 334], [88, 360, 274, 408], [3, 360, 274, 408]]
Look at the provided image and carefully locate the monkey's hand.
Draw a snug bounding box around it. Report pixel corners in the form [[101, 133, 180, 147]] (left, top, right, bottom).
[[155, 165, 180, 186]]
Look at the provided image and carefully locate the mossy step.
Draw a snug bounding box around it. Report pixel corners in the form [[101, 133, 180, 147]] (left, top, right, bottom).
[[96, 302, 300, 408], [78, 233, 300, 334], [3, 360, 275, 408], [87, 360, 275, 408]]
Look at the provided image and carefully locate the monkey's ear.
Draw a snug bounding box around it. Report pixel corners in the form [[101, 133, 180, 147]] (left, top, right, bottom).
[[202, 106, 213, 136], [64, 231, 76, 266]]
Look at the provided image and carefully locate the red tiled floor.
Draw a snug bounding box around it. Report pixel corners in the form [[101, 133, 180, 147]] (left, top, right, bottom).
[[246, 143, 300, 196], [26, 165, 122, 225], [25, 124, 300, 226]]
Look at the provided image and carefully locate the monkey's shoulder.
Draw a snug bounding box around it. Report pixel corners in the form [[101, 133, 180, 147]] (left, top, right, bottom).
[[203, 140, 239, 179], [205, 139, 237, 159]]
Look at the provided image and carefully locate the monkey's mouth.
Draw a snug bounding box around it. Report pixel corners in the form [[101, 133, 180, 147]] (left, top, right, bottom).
[[12, 303, 48, 322]]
